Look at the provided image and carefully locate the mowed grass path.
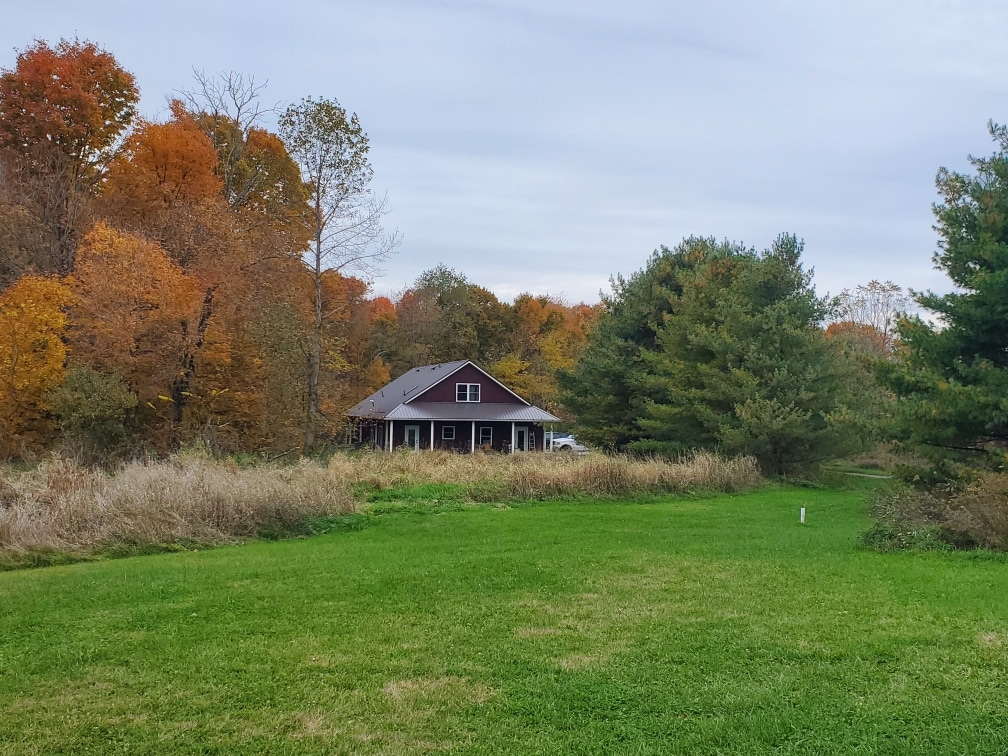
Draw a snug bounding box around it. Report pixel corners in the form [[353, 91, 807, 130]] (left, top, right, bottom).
[[2, 486, 1008, 754]]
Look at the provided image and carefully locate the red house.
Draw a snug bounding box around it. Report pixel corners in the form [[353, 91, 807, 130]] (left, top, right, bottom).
[[346, 360, 560, 452]]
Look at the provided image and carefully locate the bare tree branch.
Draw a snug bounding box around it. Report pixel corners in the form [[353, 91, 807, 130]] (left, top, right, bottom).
[[177, 70, 279, 209]]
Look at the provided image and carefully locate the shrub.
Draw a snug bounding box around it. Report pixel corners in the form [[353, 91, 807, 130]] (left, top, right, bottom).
[[861, 521, 952, 552], [861, 484, 952, 551], [944, 473, 1008, 550], [864, 473, 1008, 552], [45, 364, 137, 461]]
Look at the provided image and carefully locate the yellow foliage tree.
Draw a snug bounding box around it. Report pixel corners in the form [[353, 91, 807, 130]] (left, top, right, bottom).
[[490, 353, 538, 402], [500, 295, 601, 410], [0, 275, 71, 455]]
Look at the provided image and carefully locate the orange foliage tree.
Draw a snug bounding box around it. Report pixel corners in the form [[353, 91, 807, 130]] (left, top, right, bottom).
[[824, 320, 888, 359], [100, 101, 227, 269], [104, 103, 222, 214], [0, 38, 139, 275], [100, 102, 302, 450], [317, 272, 392, 429], [67, 222, 202, 449], [0, 275, 71, 456]]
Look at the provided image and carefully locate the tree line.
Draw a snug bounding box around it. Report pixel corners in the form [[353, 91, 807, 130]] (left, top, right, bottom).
[[0, 39, 598, 460]]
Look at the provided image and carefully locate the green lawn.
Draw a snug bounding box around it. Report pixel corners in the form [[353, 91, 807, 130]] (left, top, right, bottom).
[[2, 485, 1008, 754]]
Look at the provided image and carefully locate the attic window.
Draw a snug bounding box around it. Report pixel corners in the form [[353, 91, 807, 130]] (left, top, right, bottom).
[[456, 383, 480, 402]]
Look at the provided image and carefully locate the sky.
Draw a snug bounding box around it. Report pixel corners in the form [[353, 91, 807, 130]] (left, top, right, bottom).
[[4, 1, 1008, 305]]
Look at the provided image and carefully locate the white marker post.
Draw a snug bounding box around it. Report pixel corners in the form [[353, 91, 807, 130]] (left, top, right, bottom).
[[800, 507, 806, 524]]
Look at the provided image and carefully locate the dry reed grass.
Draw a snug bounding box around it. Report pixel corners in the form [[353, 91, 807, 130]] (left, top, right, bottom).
[[328, 448, 762, 500], [0, 452, 356, 560], [0, 448, 760, 566]]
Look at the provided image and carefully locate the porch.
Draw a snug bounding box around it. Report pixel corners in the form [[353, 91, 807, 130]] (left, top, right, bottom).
[[352, 419, 546, 453]]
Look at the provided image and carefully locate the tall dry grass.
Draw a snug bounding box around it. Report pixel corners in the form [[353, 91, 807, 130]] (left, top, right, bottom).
[[0, 453, 356, 561], [0, 449, 760, 567], [328, 449, 762, 500]]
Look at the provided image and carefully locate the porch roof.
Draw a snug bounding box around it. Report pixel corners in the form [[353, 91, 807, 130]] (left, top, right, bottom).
[[383, 402, 560, 423]]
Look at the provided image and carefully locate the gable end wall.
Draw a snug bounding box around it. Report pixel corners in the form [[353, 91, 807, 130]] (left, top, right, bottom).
[[415, 364, 522, 404]]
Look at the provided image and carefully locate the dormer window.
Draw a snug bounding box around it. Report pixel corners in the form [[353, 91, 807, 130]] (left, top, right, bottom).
[[456, 383, 480, 402]]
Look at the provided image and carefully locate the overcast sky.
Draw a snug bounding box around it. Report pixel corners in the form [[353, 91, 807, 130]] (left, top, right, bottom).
[[4, 1, 1008, 304]]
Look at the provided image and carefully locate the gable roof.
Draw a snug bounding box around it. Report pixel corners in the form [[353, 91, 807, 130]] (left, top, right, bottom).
[[346, 360, 560, 423]]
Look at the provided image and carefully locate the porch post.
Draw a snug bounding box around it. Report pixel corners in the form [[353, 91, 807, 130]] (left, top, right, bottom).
[[388, 420, 394, 452], [511, 422, 516, 454], [430, 420, 435, 450], [471, 422, 476, 453]]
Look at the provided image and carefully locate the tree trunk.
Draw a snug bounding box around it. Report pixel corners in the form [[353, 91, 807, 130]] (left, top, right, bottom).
[[303, 223, 324, 455], [169, 283, 218, 449]]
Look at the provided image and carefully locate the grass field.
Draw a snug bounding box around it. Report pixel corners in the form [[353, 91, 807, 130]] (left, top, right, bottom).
[[2, 482, 1008, 754]]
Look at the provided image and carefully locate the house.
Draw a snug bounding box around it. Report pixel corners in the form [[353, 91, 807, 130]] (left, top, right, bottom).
[[346, 360, 560, 452]]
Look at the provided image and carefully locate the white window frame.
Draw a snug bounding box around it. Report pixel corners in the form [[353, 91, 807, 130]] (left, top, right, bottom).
[[479, 426, 493, 446], [456, 383, 480, 402], [441, 425, 456, 441]]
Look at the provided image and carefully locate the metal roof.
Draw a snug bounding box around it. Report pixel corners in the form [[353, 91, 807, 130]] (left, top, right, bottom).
[[346, 359, 560, 423], [384, 402, 561, 423]]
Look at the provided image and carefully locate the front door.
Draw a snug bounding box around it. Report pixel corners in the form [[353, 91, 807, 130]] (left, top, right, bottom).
[[515, 426, 529, 452], [404, 425, 420, 451]]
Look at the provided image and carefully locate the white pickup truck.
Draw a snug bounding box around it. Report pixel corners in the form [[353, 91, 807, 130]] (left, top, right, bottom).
[[545, 431, 589, 453]]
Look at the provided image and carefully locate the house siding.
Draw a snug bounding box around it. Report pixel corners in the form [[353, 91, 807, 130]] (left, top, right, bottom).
[[415, 364, 522, 404]]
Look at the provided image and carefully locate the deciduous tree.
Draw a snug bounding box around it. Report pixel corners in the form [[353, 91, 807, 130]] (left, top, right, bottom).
[[832, 280, 909, 353], [67, 222, 201, 450], [0, 38, 138, 274], [179, 71, 273, 209], [279, 96, 399, 453], [0, 275, 71, 456], [103, 103, 222, 222], [179, 73, 311, 258], [825, 321, 888, 356], [507, 294, 598, 410]]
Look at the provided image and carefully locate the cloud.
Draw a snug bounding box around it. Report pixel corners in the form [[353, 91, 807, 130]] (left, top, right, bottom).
[[3, 0, 1007, 304]]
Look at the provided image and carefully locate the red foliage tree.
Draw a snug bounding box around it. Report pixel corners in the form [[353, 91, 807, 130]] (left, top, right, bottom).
[[0, 38, 139, 274]]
